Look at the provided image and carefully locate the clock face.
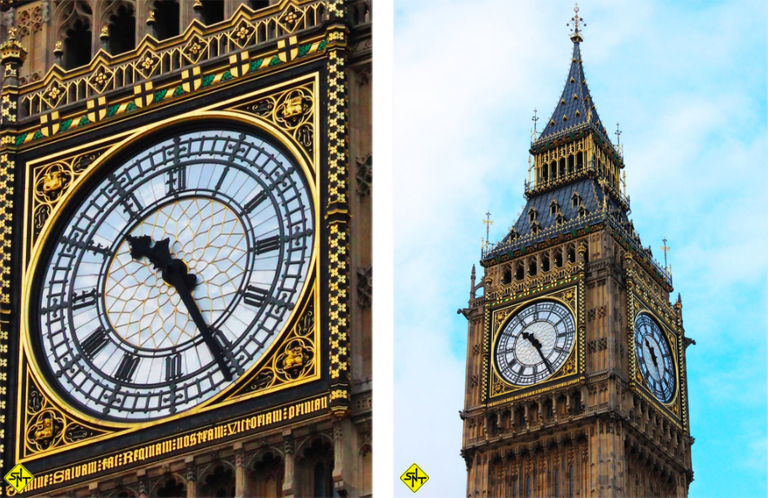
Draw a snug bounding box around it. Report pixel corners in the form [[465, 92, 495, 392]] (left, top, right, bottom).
[[35, 129, 314, 421], [495, 300, 576, 386], [634, 313, 675, 403]]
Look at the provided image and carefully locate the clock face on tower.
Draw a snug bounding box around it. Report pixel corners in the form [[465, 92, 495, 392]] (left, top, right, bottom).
[[495, 300, 576, 386], [34, 129, 314, 421], [634, 313, 675, 403]]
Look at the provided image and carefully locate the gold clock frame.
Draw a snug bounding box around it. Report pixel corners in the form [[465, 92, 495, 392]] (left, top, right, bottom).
[[628, 290, 685, 429], [484, 275, 586, 405], [16, 74, 324, 464]]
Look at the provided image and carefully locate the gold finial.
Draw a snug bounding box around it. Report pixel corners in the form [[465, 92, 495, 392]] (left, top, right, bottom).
[[54, 40, 63, 53], [568, 4, 585, 43], [100, 25, 109, 39], [482, 211, 493, 250], [146, 10, 156, 24], [7, 27, 17, 41], [660, 238, 671, 272], [193, 0, 203, 8]]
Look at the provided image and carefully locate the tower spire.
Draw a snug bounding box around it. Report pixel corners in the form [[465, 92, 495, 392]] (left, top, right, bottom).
[[535, 5, 609, 144]]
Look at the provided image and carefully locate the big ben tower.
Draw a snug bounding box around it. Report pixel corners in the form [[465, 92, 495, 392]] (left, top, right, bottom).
[[460, 7, 694, 497]]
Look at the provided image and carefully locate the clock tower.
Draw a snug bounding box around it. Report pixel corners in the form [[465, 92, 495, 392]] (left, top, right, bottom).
[[460, 9, 694, 497], [0, 1, 371, 497]]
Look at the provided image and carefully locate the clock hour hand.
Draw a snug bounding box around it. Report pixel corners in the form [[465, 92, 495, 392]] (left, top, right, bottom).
[[126, 235, 233, 381], [522, 331, 553, 373], [644, 338, 661, 378], [125, 235, 197, 289]]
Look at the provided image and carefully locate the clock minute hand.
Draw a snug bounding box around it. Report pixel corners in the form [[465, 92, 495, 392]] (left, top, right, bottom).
[[126, 235, 233, 381]]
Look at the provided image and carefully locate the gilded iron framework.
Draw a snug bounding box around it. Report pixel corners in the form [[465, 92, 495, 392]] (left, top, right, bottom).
[[625, 253, 686, 430], [483, 266, 586, 404], [15, 74, 325, 467]]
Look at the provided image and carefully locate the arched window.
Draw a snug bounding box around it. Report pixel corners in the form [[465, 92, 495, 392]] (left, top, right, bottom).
[[569, 465, 574, 497], [555, 250, 563, 268], [568, 155, 574, 174], [527, 258, 537, 276], [153, 0, 180, 40], [199, 464, 236, 498], [559, 157, 566, 178], [541, 165, 549, 182], [528, 208, 537, 223], [576, 151, 584, 170], [156, 477, 185, 498], [248, 451, 284, 498], [502, 268, 512, 285], [298, 438, 334, 498], [549, 200, 560, 216], [515, 263, 524, 281], [541, 254, 550, 272], [567, 246, 576, 263], [555, 468, 560, 497], [571, 191, 581, 208], [199, 0, 225, 25], [59, 1, 93, 70], [108, 4, 136, 55]]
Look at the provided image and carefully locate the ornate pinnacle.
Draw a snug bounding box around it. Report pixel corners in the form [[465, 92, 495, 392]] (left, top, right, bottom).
[[0, 27, 27, 66], [567, 4, 586, 43], [100, 26, 110, 39]]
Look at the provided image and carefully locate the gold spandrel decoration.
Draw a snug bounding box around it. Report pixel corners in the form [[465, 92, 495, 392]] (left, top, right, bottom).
[[231, 300, 317, 397], [230, 20, 256, 49], [87, 64, 115, 94], [31, 147, 110, 243], [23, 369, 108, 458], [278, 5, 305, 34], [237, 82, 315, 158]]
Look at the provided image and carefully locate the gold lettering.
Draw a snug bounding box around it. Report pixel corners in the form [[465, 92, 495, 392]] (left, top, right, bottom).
[[289, 405, 295, 418], [74, 466, 81, 478], [53, 470, 64, 484], [250, 416, 257, 428], [207, 428, 214, 441], [124, 451, 133, 464], [65, 469, 71, 481]]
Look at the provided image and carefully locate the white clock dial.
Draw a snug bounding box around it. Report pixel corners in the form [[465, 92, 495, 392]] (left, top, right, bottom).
[[36, 129, 314, 421], [495, 300, 576, 387]]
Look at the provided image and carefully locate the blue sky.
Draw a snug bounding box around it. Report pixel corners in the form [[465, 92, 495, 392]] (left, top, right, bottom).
[[393, 1, 767, 496]]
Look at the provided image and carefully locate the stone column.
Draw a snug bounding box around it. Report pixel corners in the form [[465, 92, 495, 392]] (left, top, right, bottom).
[[137, 470, 148, 498], [185, 456, 196, 498], [234, 442, 245, 498], [282, 429, 295, 498]]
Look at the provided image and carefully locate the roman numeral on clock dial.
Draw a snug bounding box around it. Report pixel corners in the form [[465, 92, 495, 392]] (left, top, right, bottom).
[[254, 235, 281, 255], [243, 285, 269, 307], [81, 327, 108, 359], [72, 289, 98, 310], [114, 354, 139, 382], [243, 191, 269, 213]]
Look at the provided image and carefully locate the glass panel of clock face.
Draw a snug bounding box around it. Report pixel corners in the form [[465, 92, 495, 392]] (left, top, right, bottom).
[[495, 300, 576, 387], [634, 313, 675, 403], [37, 130, 314, 421]]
